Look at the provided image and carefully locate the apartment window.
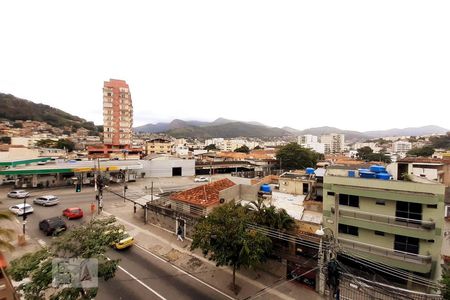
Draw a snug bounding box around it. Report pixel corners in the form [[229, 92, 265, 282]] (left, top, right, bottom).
[[375, 200, 385, 206], [338, 224, 358, 236], [374, 231, 385, 236], [396, 201, 422, 223], [339, 194, 359, 207], [327, 191, 335, 196], [427, 204, 437, 209], [394, 235, 419, 254]]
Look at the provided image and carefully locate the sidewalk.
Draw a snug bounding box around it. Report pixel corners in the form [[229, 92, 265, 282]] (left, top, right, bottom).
[[103, 201, 324, 300]]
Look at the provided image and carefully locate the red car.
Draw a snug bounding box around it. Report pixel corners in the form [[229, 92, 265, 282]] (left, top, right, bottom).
[[62, 207, 84, 220]]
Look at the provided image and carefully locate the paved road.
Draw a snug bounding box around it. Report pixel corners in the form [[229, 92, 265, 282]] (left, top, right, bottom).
[[0, 188, 233, 300]]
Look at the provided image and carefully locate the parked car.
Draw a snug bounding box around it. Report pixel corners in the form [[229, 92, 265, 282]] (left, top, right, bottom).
[[62, 207, 84, 220], [7, 190, 30, 198], [194, 176, 208, 182], [39, 217, 67, 236], [110, 229, 134, 250], [9, 203, 34, 216], [33, 195, 59, 206]]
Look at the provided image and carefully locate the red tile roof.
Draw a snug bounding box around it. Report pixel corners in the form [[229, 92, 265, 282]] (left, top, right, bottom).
[[170, 178, 236, 207]]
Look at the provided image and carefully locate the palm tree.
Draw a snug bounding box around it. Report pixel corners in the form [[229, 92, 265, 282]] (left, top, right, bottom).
[[0, 210, 15, 252]]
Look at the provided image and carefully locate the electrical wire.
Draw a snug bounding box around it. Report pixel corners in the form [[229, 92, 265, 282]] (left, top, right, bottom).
[[338, 250, 441, 290], [336, 260, 415, 300]]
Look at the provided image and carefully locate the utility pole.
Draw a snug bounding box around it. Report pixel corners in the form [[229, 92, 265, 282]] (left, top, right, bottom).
[[22, 195, 28, 235], [96, 158, 103, 215]]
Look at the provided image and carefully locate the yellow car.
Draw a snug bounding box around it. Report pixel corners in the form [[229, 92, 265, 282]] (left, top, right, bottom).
[[108, 229, 135, 250]]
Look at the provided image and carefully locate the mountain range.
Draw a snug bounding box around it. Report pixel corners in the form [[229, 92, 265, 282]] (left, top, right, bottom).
[[135, 119, 448, 141], [1, 92, 447, 140]]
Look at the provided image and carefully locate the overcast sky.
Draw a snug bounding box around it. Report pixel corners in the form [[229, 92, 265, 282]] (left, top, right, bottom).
[[1, 1, 449, 131]]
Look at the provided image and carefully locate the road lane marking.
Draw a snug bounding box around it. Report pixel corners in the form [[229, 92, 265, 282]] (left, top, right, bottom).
[[106, 257, 167, 300], [116, 265, 167, 300], [104, 212, 235, 299], [134, 244, 235, 300], [134, 244, 167, 263]]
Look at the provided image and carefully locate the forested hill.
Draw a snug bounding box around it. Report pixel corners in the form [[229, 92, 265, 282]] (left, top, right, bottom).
[[0, 93, 97, 132]]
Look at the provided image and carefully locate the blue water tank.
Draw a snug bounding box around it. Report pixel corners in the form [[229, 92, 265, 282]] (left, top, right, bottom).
[[370, 165, 386, 173], [360, 171, 376, 179], [260, 184, 271, 193], [376, 172, 391, 180], [348, 170, 356, 177], [306, 168, 315, 175]]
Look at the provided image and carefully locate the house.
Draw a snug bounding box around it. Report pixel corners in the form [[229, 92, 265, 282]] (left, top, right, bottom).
[[169, 178, 236, 216]]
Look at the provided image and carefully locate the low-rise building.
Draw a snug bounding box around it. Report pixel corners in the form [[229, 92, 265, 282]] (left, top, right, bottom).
[[145, 137, 174, 155], [140, 155, 195, 177], [169, 178, 237, 216]]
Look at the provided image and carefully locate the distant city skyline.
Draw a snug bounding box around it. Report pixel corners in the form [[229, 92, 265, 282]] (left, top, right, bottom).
[[1, 1, 449, 131]]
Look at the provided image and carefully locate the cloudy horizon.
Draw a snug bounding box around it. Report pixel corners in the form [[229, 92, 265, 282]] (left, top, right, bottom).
[[1, 1, 449, 131]]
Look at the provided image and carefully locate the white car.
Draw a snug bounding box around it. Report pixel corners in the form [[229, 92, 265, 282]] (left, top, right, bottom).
[[7, 190, 30, 199], [33, 195, 59, 206], [194, 177, 209, 182], [9, 203, 34, 216]]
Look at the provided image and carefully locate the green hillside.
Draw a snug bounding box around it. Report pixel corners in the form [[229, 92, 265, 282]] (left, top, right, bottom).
[[0, 93, 98, 132]]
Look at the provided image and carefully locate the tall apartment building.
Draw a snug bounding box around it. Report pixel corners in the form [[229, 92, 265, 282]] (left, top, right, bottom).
[[323, 167, 445, 285], [393, 141, 412, 154], [298, 135, 325, 154], [320, 133, 345, 154], [103, 79, 133, 146]]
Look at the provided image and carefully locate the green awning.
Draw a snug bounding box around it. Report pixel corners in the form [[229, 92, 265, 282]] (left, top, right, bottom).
[[0, 157, 51, 167]]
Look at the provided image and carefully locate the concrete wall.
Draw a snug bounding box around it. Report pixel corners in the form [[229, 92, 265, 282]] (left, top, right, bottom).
[[218, 184, 259, 204], [140, 158, 195, 177]]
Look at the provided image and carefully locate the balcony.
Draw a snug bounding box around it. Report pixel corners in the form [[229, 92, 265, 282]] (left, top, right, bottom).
[[339, 237, 432, 273], [339, 209, 434, 229]]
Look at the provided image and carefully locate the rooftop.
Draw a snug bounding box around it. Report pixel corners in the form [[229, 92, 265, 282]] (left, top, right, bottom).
[[170, 178, 236, 207]]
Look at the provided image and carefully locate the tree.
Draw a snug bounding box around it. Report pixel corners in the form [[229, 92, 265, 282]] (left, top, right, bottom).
[[365, 152, 391, 163], [0, 136, 11, 144], [441, 267, 450, 299], [36, 139, 56, 148], [245, 199, 296, 232], [191, 202, 271, 294], [356, 146, 373, 160], [253, 145, 262, 150], [0, 210, 14, 251], [8, 216, 125, 299], [407, 146, 435, 157], [204, 144, 217, 151], [276, 143, 321, 170], [234, 145, 250, 154], [56, 138, 75, 152], [430, 133, 450, 149]]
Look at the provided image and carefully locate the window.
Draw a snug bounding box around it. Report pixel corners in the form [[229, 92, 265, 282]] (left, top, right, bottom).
[[394, 235, 419, 254], [375, 200, 385, 205], [374, 231, 385, 236], [338, 224, 358, 236], [339, 194, 359, 207], [427, 204, 437, 209], [327, 191, 335, 196], [396, 201, 422, 223]]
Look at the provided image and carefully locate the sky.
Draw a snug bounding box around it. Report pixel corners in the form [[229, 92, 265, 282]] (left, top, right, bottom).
[[0, 1, 449, 132]]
